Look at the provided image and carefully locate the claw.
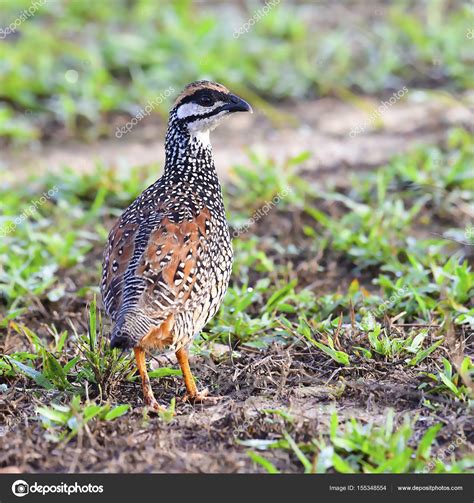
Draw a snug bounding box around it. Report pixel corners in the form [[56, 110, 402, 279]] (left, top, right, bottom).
[[181, 388, 223, 405], [144, 397, 166, 414]]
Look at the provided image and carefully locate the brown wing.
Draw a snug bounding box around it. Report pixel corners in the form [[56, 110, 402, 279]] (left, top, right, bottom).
[[136, 207, 212, 319], [101, 206, 212, 325]]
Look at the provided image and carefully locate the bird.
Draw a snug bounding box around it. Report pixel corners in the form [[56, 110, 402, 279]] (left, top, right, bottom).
[[101, 80, 252, 411]]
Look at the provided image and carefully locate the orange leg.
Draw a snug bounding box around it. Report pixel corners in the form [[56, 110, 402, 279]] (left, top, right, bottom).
[[134, 347, 164, 412], [176, 346, 198, 399], [176, 347, 221, 404]]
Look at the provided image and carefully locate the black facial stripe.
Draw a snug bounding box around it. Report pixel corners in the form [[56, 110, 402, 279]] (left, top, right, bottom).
[[182, 106, 227, 123], [178, 89, 229, 106]]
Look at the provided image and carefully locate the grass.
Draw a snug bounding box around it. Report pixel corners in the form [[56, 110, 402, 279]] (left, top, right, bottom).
[[421, 356, 473, 401], [1, 298, 136, 398], [0, 0, 473, 142], [245, 410, 473, 473], [37, 395, 130, 442], [1, 128, 473, 353], [0, 127, 472, 471]]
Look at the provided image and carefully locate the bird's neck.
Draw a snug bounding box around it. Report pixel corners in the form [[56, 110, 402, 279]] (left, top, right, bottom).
[[164, 114, 217, 182]]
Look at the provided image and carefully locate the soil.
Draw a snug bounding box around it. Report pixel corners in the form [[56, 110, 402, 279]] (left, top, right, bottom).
[[1, 326, 472, 473]]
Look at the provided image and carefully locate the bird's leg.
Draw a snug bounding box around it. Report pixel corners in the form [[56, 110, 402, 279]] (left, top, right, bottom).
[[176, 347, 221, 404], [176, 346, 198, 398], [134, 347, 164, 412]]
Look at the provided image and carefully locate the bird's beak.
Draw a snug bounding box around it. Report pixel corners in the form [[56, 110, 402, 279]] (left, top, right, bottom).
[[224, 94, 253, 114]]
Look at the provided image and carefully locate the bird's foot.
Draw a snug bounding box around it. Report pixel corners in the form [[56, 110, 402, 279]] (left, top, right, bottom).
[[181, 388, 223, 405], [144, 397, 166, 414]]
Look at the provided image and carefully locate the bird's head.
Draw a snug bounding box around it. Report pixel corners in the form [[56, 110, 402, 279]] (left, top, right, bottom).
[[170, 80, 252, 142]]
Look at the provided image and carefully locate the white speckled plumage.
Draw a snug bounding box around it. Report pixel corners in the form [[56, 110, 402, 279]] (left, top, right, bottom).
[[101, 81, 250, 353]]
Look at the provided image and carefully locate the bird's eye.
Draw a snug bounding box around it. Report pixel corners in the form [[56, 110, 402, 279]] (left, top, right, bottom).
[[199, 95, 213, 106]]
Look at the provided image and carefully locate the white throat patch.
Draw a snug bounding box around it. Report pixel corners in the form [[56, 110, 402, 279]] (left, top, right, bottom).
[[191, 129, 211, 147]]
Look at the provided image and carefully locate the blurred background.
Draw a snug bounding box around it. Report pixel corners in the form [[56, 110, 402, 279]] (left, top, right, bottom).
[[0, 0, 472, 178]]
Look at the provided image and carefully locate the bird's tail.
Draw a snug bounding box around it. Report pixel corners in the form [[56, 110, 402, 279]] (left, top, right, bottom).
[[110, 310, 153, 350], [110, 324, 134, 350]]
